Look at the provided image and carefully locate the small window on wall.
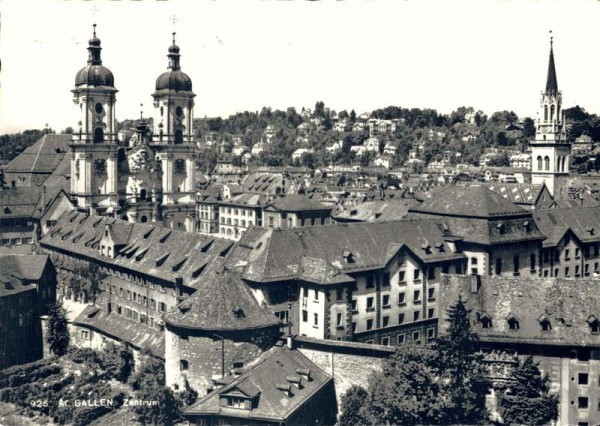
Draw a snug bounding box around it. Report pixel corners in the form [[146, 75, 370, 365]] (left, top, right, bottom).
[[95, 103, 103, 114], [174, 129, 183, 144], [93, 128, 104, 143], [176, 106, 183, 117]]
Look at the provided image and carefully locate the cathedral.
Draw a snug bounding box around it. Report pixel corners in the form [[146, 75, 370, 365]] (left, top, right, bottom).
[[530, 36, 571, 198], [69, 26, 196, 231]]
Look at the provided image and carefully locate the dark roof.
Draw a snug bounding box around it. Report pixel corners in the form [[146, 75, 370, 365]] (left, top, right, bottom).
[[73, 307, 164, 358], [163, 258, 280, 331], [4, 134, 70, 176], [333, 198, 418, 222], [40, 212, 233, 288], [75, 64, 115, 87], [265, 195, 331, 212], [439, 274, 600, 348], [480, 183, 545, 206], [228, 220, 464, 282], [0, 255, 51, 297], [0, 186, 42, 219], [184, 347, 332, 422], [534, 206, 600, 247], [155, 70, 193, 93], [409, 185, 529, 219], [546, 42, 558, 96]]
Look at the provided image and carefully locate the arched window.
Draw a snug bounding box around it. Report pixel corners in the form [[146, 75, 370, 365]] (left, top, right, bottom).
[[562, 156, 567, 172], [544, 156, 550, 171], [556, 156, 561, 172], [174, 129, 183, 144], [544, 105, 548, 121], [141, 215, 148, 223], [94, 128, 104, 143], [537, 156, 543, 170], [140, 189, 147, 200], [550, 105, 555, 121]]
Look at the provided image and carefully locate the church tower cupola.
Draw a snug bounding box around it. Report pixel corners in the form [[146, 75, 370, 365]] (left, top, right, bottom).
[[530, 35, 570, 198]]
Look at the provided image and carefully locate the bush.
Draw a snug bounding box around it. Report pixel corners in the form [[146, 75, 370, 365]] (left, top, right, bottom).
[[0, 358, 56, 388]]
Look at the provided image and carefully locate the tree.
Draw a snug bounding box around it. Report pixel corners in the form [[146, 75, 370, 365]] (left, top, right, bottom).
[[350, 109, 357, 123], [314, 101, 325, 118], [339, 385, 369, 426], [47, 301, 69, 356], [80, 263, 107, 305], [363, 344, 449, 425], [436, 297, 489, 425], [133, 382, 181, 426], [488, 153, 510, 167], [522, 117, 536, 139], [61, 127, 74, 134], [101, 343, 134, 382], [497, 356, 558, 425]]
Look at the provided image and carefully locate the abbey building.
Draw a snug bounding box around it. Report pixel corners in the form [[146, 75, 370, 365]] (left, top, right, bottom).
[[69, 27, 196, 231]]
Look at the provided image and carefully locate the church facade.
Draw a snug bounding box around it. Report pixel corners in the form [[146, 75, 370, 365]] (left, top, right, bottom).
[[69, 27, 196, 231]]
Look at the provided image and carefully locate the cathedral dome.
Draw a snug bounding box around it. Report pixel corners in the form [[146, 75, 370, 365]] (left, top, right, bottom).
[[75, 65, 115, 87], [155, 70, 192, 92], [75, 25, 115, 88]]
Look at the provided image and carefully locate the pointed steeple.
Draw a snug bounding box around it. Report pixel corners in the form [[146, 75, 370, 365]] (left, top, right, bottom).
[[545, 34, 558, 96]]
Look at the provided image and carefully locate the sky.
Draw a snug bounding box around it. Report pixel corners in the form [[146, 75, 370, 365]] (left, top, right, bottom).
[[1, 0, 599, 134]]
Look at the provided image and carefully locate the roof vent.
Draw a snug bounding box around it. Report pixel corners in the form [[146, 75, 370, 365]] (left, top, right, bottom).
[[276, 384, 293, 397], [286, 376, 303, 389], [587, 227, 595, 235], [295, 368, 312, 381], [3, 206, 10, 214]]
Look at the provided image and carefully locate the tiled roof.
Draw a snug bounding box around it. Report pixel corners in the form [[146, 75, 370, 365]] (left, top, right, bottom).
[[265, 195, 331, 212], [221, 193, 266, 207], [0, 187, 42, 218], [185, 346, 332, 422], [4, 134, 70, 174], [40, 212, 233, 288], [534, 206, 600, 247], [228, 220, 464, 282], [0, 255, 51, 297], [163, 258, 279, 331], [409, 185, 529, 218], [480, 183, 544, 206], [72, 307, 164, 358], [439, 275, 600, 348], [333, 198, 418, 222]]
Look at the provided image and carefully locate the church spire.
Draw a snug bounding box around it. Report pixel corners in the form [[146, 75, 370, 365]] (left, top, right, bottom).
[[87, 24, 102, 65], [545, 33, 558, 96]]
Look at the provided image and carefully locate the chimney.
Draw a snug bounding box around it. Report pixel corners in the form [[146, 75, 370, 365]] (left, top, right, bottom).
[[41, 185, 47, 210], [470, 273, 480, 294]]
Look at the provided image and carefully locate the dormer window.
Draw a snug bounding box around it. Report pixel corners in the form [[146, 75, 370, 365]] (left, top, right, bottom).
[[233, 306, 246, 318], [587, 315, 600, 334], [434, 242, 445, 253], [276, 384, 293, 397], [587, 227, 595, 236], [343, 251, 354, 263], [538, 314, 551, 331], [523, 220, 531, 232], [496, 222, 505, 235], [507, 314, 519, 330], [479, 313, 492, 329], [421, 244, 432, 255], [286, 376, 303, 389]]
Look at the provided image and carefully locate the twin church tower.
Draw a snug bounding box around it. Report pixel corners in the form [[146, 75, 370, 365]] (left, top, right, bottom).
[[69, 26, 196, 231], [67, 28, 570, 229]]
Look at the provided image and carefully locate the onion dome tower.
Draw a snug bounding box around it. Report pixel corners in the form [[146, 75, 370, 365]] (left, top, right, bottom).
[[70, 24, 119, 212], [151, 33, 196, 232], [531, 35, 570, 198]]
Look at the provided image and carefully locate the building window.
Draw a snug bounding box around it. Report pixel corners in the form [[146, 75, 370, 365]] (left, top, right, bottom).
[[399, 270, 406, 283], [366, 275, 374, 288], [565, 267, 570, 277], [428, 267, 435, 280], [427, 327, 436, 340], [578, 396, 589, 410], [366, 297, 374, 311], [428, 308, 435, 319], [351, 300, 357, 313], [428, 288, 435, 300], [313, 313, 318, 327], [336, 312, 343, 328], [382, 294, 390, 308], [579, 373, 589, 385], [413, 311, 420, 321], [398, 313, 405, 324], [495, 258, 502, 275], [413, 331, 421, 343], [513, 255, 520, 275], [442, 265, 449, 274], [565, 249, 570, 260], [336, 288, 343, 301], [398, 292, 406, 306], [413, 269, 420, 281], [530, 254, 536, 271], [397, 334, 405, 345], [366, 319, 374, 330], [382, 316, 389, 327], [268, 217, 274, 227], [382, 337, 390, 346], [413, 290, 421, 303], [302, 310, 308, 322], [314, 289, 319, 301], [180, 360, 189, 371], [352, 322, 357, 333], [382, 271, 390, 287], [508, 317, 519, 330]]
